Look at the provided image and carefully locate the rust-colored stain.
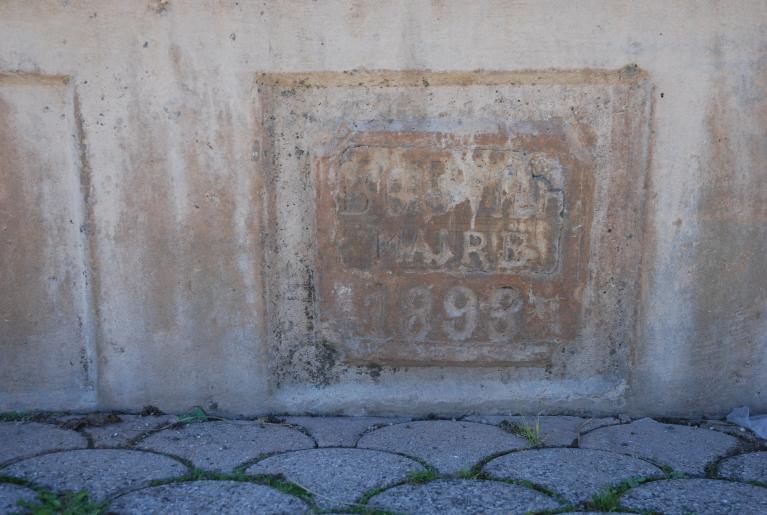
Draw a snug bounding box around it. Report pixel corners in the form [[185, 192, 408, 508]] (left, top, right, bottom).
[[315, 129, 595, 366]]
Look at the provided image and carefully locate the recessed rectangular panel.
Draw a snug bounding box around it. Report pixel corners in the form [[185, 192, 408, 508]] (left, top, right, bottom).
[[0, 74, 95, 409], [258, 69, 651, 379]]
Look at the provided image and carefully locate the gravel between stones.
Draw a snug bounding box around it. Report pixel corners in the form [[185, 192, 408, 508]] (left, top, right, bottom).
[[0, 483, 38, 514], [580, 417, 740, 475], [484, 447, 663, 503], [357, 420, 528, 473], [367, 479, 561, 514], [108, 480, 310, 514], [2, 449, 187, 500], [246, 447, 423, 509], [0, 422, 87, 464], [620, 478, 767, 514], [718, 451, 767, 483], [138, 421, 314, 471]]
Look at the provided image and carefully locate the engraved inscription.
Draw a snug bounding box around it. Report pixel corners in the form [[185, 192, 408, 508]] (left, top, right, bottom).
[[315, 130, 596, 365], [334, 147, 565, 275]]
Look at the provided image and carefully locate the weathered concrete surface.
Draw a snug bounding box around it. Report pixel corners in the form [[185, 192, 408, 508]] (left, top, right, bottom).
[[357, 420, 528, 473], [263, 68, 651, 413], [0, 75, 96, 410], [0, 483, 38, 514], [621, 479, 767, 515], [284, 416, 410, 447], [0, 1, 765, 417], [718, 451, 767, 483], [137, 421, 314, 472], [464, 415, 620, 446], [0, 415, 762, 512], [367, 479, 561, 514], [483, 448, 663, 503], [109, 481, 311, 515], [580, 417, 741, 475], [247, 448, 424, 509], [0, 422, 86, 465], [2, 449, 187, 500]]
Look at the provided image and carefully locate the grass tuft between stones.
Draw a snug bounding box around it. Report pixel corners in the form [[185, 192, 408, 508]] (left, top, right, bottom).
[[0, 411, 59, 423], [405, 468, 440, 485], [19, 490, 105, 515], [583, 476, 649, 512], [0, 411, 33, 422], [499, 418, 546, 447], [658, 464, 688, 479], [456, 468, 490, 480]]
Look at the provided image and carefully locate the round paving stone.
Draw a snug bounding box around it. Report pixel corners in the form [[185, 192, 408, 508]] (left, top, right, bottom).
[[367, 479, 561, 514], [246, 448, 423, 509], [580, 417, 739, 475], [484, 448, 663, 503], [0, 483, 38, 514], [284, 416, 409, 447], [138, 421, 314, 472], [718, 451, 767, 483], [621, 479, 767, 515], [109, 480, 310, 514], [0, 422, 86, 464], [464, 416, 618, 447], [83, 414, 177, 448], [2, 449, 187, 500], [357, 420, 528, 473]]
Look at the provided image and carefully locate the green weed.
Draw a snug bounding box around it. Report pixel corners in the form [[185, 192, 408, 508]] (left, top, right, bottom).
[[19, 490, 104, 515], [406, 469, 439, 484], [499, 417, 545, 447]]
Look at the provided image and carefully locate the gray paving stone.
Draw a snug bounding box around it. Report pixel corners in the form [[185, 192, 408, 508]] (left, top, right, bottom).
[[284, 416, 409, 447], [579, 417, 739, 475], [246, 448, 423, 509], [701, 419, 758, 440], [108, 480, 310, 514], [621, 479, 767, 515], [367, 479, 561, 514], [485, 448, 662, 503], [579, 416, 622, 434], [0, 422, 87, 465], [2, 449, 187, 501], [0, 483, 38, 514], [357, 420, 528, 473], [138, 421, 314, 472], [718, 451, 767, 483], [464, 415, 618, 447], [83, 415, 177, 448]]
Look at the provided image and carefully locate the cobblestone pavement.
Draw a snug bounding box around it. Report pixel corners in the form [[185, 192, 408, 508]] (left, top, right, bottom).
[[0, 411, 765, 514]]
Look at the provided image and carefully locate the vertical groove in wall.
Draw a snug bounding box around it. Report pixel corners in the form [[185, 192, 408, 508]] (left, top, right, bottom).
[[72, 83, 101, 405], [255, 77, 278, 400], [631, 81, 658, 389]]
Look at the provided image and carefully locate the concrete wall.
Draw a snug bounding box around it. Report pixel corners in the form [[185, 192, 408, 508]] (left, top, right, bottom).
[[0, 0, 765, 417]]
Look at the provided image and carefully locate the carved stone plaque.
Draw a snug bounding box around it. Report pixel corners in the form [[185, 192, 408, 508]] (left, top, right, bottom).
[[315, 129, 594, 366], [257, 69, 652, 378]]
